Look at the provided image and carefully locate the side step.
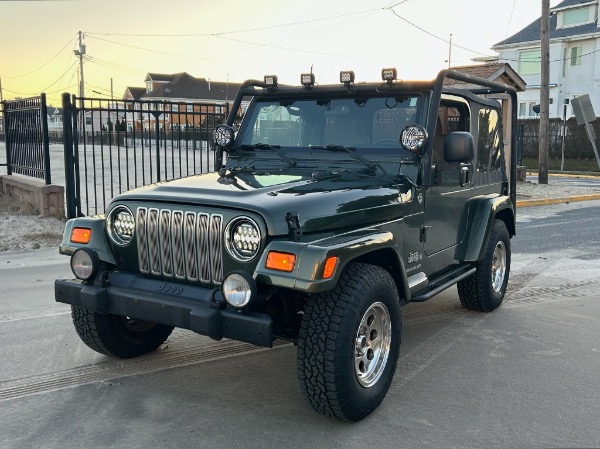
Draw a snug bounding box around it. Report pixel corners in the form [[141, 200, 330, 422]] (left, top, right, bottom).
[[410, 264, 476, 303]]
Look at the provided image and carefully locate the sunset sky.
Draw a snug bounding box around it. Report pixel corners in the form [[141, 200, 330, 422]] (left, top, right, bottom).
[[0, 0, 561, 106]]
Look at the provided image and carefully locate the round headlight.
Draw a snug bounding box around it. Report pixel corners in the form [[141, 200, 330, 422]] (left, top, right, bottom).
[[400, 125, 428, 153], [71, 248, 100, 281], [226, 217, 261, 261], [222, 272, 256, 309], [107, 205, 135, 246]]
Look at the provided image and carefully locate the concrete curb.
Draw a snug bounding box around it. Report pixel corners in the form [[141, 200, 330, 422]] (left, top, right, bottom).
[[516, 194, 600, 208], [527, 171, 600, 179]]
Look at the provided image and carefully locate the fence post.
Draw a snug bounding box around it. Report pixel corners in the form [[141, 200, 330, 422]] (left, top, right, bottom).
[[40, 93, 52, 184], [153, 110, 161, 182], [517, 123, 524, 166], [3, 100, 12, 176], [62, 93, 77, 219]]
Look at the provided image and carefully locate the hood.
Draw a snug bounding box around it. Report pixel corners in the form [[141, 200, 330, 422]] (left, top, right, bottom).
[[114, 171, 413, 236]]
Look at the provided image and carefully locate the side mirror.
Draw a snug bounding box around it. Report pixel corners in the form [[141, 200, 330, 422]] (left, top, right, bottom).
[[213, 124, 235, 149], [444, 131, 474, 163]]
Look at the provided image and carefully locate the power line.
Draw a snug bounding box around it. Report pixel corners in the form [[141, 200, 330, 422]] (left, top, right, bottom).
[[214, 35, 367, 59], [84, 55, 147, 75], [86, 35, 201, 60], [0, 34, 77, 79], [2, 60, 79, 97], [386, 7, 491, 57], [84, 8, 383, 38]]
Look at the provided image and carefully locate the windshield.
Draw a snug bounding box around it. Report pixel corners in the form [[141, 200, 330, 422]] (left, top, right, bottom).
[[237, 95, 424, 153]]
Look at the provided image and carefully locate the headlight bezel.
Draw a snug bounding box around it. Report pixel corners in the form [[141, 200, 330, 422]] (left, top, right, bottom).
[[107, 205, 135, 246], [225, 216, 262, 262]]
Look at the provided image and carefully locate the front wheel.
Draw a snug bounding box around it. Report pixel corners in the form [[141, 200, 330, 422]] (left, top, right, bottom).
[[458, 219, 511, 312], [71, 305, 174, 358], [297, 262, 401, 422]]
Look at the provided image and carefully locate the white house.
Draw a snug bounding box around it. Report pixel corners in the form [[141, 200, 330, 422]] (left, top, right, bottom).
[[493, 0, 600, 118]]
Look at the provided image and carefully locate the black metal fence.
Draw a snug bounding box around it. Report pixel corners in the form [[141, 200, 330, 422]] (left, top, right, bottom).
[[518, 118, 600, 160], [1, 94, 51, 184], [62, 94, 229, 218]]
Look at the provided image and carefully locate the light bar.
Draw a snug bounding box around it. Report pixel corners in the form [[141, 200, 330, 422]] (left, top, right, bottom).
[[381, 68, 397, 83], [301, 73, 315, 89], [264, 75, 278, 89], [340, 71, 355, 86]]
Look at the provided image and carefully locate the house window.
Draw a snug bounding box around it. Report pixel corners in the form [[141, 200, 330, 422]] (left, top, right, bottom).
[[146, 82, 152, 94], [519, 50, 541, 75], [187, 105, 194, 113], [85, 117, 92, 125], [563, 7, 589, 26], [570, 46, 582, 66], [528, 102, 538, 117], [519, 103, 527, 117]]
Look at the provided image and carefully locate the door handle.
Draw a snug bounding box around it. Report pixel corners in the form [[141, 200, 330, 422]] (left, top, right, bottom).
[[460, 166, 470, 187]]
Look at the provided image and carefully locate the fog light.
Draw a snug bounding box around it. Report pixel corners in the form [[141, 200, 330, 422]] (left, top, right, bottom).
[[222, 271, 256, 309], [400, 125, 428, 153], [264, 75, 278, 89], [301, 73, 315, 89], [381, 67, 397, 83], [70, 248, 100, 281], [340, 71, 355, 86]]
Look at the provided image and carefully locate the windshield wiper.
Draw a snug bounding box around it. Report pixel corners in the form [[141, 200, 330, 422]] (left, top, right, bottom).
[[309, 145, 380, 174], [239, 143, 297, 167]]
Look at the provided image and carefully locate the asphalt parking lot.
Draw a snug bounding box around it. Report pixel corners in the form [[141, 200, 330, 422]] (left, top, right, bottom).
[[0, 201, 599, 449]]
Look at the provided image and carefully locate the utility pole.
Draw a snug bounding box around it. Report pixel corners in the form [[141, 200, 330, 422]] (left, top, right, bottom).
[[539, 0, 550, 184], [0, 77, 3, 102], [448, 34, 453, 68], [74, 31, 86, 107]]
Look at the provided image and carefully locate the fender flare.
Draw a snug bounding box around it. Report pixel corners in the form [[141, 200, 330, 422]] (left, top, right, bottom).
[[59, 217, 117, 265], [455, 195, 515, 262], [254, 230, 410, 302]]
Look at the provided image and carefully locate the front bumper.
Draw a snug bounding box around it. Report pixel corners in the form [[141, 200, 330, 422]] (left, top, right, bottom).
[[55, 271, 273, 347]]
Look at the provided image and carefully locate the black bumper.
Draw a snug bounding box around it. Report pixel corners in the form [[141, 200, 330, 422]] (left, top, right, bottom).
[[54, 271, 273, 347]]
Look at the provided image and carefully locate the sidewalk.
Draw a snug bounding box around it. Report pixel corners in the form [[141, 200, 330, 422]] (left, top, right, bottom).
[[516, 175, 600, 208]]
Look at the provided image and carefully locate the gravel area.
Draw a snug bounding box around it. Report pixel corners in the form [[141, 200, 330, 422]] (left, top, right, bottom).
[[1, 178, 599, 253], [516, 179, 600, 199]]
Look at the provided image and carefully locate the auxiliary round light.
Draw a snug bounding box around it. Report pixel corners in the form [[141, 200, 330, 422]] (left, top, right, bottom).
[[226, 217, 262, 261], [400, 125, 428, 153], [213, 124, 235, 148], [70, 248, 100, 281], [222, 272, 256, 309], [107, 205, 135, 246]]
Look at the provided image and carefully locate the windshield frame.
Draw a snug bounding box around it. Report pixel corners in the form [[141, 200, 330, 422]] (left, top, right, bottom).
[[234, 91, 429, 157]]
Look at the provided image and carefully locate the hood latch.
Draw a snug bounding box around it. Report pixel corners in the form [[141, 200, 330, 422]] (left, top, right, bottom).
[[285, 211, 303, 242]]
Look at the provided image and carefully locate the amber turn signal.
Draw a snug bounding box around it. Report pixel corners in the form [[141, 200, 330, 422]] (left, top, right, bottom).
[[71, 227, 92, 244], [266, 251, 296, 272], [323, 256, 338, 279]]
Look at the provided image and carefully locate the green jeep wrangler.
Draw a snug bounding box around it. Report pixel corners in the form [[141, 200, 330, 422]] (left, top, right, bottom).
[[55, 68, 517, 422]]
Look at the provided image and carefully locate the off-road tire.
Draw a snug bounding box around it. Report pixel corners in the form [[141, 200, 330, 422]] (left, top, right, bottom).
[[297, 262, 401, 422], [458, 219, 511, 312], [71, 305, 174, 358]]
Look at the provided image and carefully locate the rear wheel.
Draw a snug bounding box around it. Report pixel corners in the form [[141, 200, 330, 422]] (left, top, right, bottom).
[[71, 305, 174, 358], [458, 219, 511, 312], [297, 262, 401, 422]]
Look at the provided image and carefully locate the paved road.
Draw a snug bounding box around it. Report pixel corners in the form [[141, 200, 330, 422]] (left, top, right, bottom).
[[1, 201, 600, 449]]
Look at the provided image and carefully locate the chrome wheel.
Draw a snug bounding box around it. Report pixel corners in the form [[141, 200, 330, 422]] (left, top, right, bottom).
[[491, 241, 507, 293], [355, 302, 392, 388]]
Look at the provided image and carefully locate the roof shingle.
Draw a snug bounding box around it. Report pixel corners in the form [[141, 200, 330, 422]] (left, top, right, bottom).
[[493, 0, 599, 47]]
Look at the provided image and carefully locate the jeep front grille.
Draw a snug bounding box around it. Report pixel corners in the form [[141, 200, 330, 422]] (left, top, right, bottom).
[[136, 207, 224, 284]]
